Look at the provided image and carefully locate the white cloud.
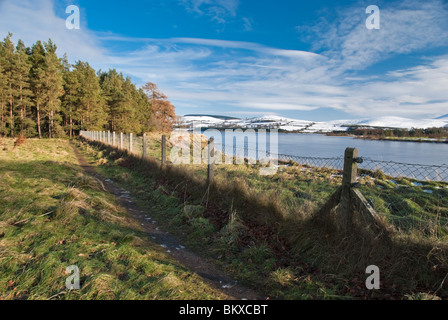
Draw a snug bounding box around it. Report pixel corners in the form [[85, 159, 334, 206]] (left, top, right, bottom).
[[178, 0, 239, 23], [299, 0, 448, 71], [242, 17, 253, 31], [0, 0, 106, 64], [344, 55, 448, 117]]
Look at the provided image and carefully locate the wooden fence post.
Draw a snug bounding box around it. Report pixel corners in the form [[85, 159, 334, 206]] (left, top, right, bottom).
[[312, 147, 391, 237], [120, 133, 123, 149], [339, 147, 359, 232], [113, 132, 116, 146], [107, 131, 111, 145], [129, 133, 133, 153], [161, 135, 166, 166], [207, 138, 215, 184], [142, 133, 147, 158]]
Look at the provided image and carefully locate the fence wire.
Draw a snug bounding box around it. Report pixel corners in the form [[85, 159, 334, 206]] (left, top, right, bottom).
[[80, 130, 448, 239], [356, 158, 448, 237]]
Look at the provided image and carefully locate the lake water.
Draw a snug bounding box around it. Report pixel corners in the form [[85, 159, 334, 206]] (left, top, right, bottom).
[[201, 131, 448, 181], [277, 133, 448, 165]]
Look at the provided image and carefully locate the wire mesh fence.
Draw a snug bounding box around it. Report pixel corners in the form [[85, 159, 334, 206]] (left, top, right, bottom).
[[355, 158, 448, 237], [80, 130, 448, 239], [360, 158, 448, 182]]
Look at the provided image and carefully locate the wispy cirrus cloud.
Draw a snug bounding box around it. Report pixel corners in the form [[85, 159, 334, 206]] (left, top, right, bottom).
[[346, 55, 448, 117], [297, 0, 448, 71], [178, 0, 239, 23]]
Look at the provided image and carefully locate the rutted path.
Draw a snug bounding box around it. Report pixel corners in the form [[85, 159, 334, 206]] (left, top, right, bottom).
[[71, 142, 264, 300]]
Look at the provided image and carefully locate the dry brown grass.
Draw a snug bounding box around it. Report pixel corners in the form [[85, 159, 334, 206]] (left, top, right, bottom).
[[13, 135, 26, 148]]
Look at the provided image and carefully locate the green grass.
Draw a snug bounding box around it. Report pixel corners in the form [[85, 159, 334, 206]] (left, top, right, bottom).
[[0, 138, 228, 300], [74, 138, 363, 300], [78, 134, 448, 300], [359, 175, 448, 238]]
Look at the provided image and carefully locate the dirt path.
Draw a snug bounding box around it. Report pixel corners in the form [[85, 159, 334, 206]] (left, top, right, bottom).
[[71, 142, 264, 300]]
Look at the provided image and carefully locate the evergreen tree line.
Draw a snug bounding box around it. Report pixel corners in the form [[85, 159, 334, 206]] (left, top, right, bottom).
[[0, 33, 176, 139]]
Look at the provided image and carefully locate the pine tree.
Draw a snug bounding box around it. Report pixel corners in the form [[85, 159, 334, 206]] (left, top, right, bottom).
[[0, 39, 8, 137], [74, 61, 105, 131], [15, 40, 34, 136], [135, 88, 152, 133], [100, 70, 154, 134], [61, 56, 79, 138], [2, 33, 17, 137], [42, 40, 64, 138], [30, 41, 46, 139], [121, 76, 139, 132], [100, 69, 125, 132]]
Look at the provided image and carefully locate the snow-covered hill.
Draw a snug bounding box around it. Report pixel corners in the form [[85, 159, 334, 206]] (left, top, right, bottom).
[[355, 116, 448, 129], [177, 114, 448, 132]]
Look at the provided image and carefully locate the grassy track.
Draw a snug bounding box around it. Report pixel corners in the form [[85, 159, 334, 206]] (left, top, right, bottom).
[[0, 138, 228, 300]]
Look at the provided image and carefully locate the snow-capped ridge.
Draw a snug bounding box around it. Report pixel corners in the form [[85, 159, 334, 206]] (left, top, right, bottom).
[[178, 114, 448, 132]]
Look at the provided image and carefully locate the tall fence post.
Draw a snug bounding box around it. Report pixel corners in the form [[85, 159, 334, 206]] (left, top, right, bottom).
[[339, 147, 359, 232], [207, 137, 215, 184], [129, 133, 133, 153], [120, 133, 123, 149], [142, 133, 147, 158], [113, 132, 116, 146], [161, 135, 166, 166]]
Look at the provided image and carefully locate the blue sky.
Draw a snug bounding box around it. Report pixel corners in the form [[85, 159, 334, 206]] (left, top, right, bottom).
[[1, 0, 448, 121]]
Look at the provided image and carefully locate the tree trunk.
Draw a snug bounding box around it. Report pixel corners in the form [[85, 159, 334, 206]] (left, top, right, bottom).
[[48, 112, 51, 138], [36, 102, 41, 139], [9, 91, 14, 138], [69, 113, 73, 138], [49, 110, 54, 138], [19, 89, 24, 134], [0, 103, 4, 136]]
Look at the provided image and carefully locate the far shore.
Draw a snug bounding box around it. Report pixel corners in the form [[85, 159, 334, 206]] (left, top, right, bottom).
[[175, 127, 448, 143], [354, 136, 448, 144]]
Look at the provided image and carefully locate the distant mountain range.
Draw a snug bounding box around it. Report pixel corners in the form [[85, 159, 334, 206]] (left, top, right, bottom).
[[177, 114, 448, 132]]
